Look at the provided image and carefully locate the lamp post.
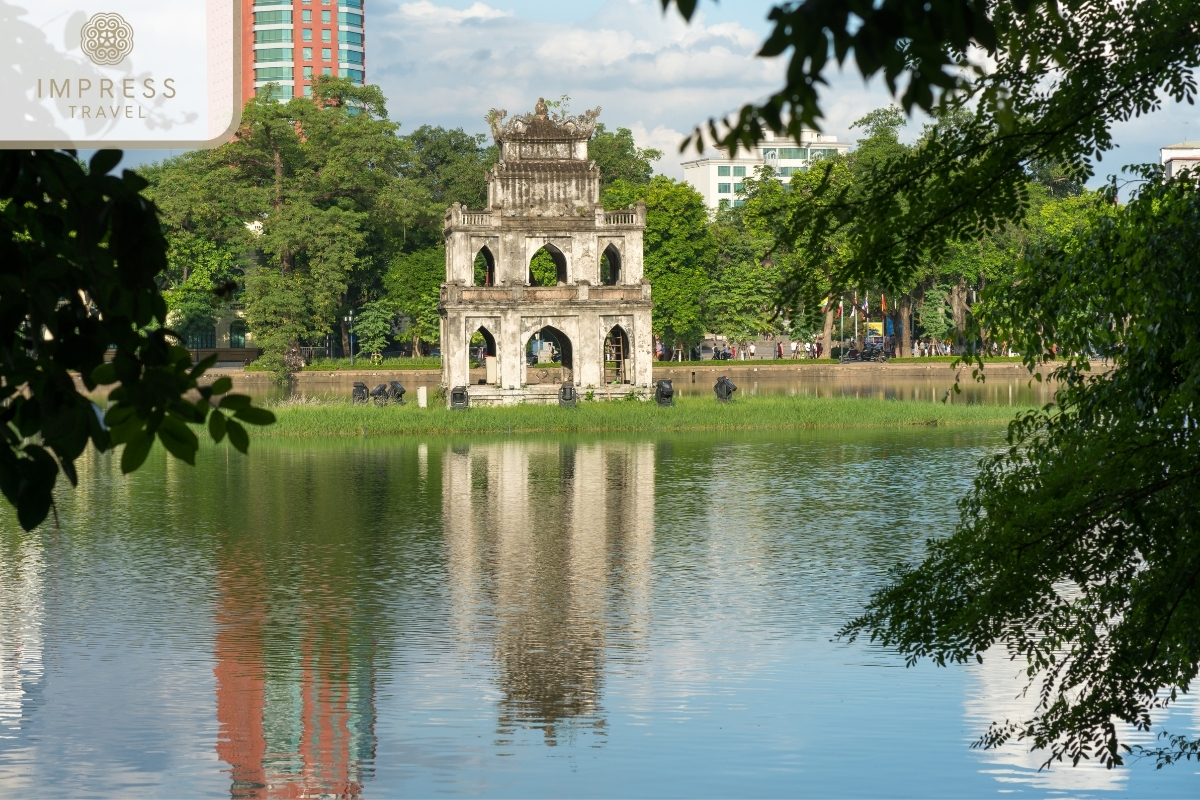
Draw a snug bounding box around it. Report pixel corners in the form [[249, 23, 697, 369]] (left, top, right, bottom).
[[343, 309, 355, 366]]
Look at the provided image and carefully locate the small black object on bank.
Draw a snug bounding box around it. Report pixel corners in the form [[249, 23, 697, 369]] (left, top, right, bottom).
[[559, 383, 577, 408], [351, 382, 369, 404], [450, 386, 470, 409], [714, 376, 737, 402], [388, 381, 406, 403], [655, 380, 674, 406], [370, 383, 389, 406]]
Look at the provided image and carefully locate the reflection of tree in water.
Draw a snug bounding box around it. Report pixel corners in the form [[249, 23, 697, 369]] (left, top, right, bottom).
[[442, 440, 654, 746]]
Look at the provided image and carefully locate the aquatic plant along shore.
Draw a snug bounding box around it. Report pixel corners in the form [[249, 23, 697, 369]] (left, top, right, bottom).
[[253, 394, 1032, 438]]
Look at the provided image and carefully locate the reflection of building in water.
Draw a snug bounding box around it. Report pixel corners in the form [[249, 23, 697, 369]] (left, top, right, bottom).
[[442, 441, 654, 744], [0, 540, 44, 736], [964, 645, 1156, 791], [214, 551, 376, 798]]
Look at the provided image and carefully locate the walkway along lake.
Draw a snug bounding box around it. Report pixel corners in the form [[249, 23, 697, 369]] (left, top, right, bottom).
[[0, 423, 1194, 796]]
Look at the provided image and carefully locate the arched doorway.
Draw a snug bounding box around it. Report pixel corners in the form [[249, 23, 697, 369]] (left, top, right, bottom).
[[473, 247, 496, 287], [526, 326, 573, 382], [229, 320, 247, 349], [469, 326, 497, 385], [600, 244, 621, 285], [604, 326, 630, 384], [529, 244, 567, 286]]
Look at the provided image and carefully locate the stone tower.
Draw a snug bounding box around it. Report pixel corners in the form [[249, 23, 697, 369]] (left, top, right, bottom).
[[439, 99, 654, 404]]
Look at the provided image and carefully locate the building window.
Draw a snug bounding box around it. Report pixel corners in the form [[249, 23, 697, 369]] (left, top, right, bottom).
[[339, 49, 364, 64], [322, 28, 332, 42], [338, 30, 363, 45], [254, 48, 293, 62], [341, 0, 363, 6], [301, 9, 312, 21], [734, 199, 746, 207], [303, 84, 313, 97], [717, 183, 731, 194], [302, 47, 312, 60], [338, 11, 363, 26], [302, 28, 312, 41], [779, 147, 807, 159], [733, 166, 746, 177], [321, 47, 331, 60], [717, 199, 730, 210], [733, 182, 744, 193], [321, 9, 331, 22], [254, 29, 292, 43], [303, 65, 313, 77], [717, 165, 730, 176], [322, 66, 332, 75], [229, 321, 247, 349], [810, 148, 837, 159], [255, 66, 291, 80], [186, 327, 216, 349], [253, 10, 291, 24], [339, 68, 365, 84]]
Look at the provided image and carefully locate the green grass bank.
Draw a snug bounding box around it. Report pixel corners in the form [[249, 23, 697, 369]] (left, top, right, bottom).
[[259, 394, 1029, 438]]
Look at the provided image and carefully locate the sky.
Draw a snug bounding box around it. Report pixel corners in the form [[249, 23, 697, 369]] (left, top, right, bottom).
[[119, 0, 1200, 188]]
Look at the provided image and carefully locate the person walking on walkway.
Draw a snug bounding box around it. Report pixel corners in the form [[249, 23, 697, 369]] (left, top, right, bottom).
[[749, 342, 756, 360]]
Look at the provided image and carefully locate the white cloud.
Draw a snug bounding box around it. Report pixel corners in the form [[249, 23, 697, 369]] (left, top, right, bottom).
[[368, 0, 807, 174]]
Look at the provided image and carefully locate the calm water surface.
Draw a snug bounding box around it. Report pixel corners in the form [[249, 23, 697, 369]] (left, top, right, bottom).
[[0, 429, 1195, 797]]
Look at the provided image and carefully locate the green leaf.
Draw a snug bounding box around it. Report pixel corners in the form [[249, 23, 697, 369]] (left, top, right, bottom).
[[225, 419, 249, 453], [157, 416, 199, 464], [210, 377, 233, 395], [120, 429, 154, 473], [91, 363, 117, 385], [233, 406, 276, 426], [219, 394, 252, 411], [208, 408, 227, 442]]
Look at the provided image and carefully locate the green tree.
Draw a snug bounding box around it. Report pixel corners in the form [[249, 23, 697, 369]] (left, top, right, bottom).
[[353, 298, 397, 359], [844, 169, 1200, 768], [0, 150, 273, 531], [588, 124, 662, 188], [402, 125, 497, 212], [161, 234, 241, 345], [144, 77, 407, 375], [604, 177, 714, 351], [663, 0, 1200, 765], [383, 247, 443, 353]]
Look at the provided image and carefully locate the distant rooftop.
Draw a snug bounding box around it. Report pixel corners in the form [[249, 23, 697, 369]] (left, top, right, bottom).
[[1161, 141, 1200, 150]]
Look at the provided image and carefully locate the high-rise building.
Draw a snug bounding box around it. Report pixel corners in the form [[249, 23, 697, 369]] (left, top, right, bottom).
[[681, 128, 851, 210], [241, 0, 366, 103]]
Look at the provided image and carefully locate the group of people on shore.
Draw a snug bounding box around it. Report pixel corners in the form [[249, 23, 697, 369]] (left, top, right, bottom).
[[912, 339, 953, 357]]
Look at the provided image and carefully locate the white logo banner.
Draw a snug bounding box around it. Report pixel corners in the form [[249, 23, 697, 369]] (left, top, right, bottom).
[[2, 0, 239, 148]]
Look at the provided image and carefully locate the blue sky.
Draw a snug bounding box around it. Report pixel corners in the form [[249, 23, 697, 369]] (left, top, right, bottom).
[[121, 0, 1199, 188]]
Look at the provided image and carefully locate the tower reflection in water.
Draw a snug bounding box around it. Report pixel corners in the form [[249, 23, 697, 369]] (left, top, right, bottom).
[[442, 440, 655, 745], [213, 547, 377, 798], [0, 538, 44, 739]]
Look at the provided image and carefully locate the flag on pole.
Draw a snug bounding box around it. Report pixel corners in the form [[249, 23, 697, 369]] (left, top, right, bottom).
[[862, 292, 869, 315], [836, 300, 843, 319], [881, 293, 887, 312]]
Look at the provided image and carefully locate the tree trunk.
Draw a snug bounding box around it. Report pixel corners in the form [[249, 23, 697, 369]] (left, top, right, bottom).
[[898, 294, 913, 357], [340, 317, 351, 359], [949, 276, 968, 353], [822, 305, 835, 356]]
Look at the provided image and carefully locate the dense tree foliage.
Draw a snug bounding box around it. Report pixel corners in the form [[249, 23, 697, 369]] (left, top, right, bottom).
[[663, 0, 1200, 767], [605, 177, 714, 350], [588, 124, 663, 188], [0, 151, 273, 530], [845, 169, 1200, 769]]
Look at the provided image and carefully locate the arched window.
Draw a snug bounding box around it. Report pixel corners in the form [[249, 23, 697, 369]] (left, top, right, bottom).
[[229, 320, 247, 349], [469, 326, 498, 384], [528, 244, 567, 286], [604, 326, 630, 384], [526, 326, 573, 382], [600, 244, 622, 285], [473, 247, 496, 287]]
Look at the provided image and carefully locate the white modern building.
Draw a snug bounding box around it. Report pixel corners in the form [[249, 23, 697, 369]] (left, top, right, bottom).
[[681, 129, 852, 210], [1161, 141, 1200, 179]]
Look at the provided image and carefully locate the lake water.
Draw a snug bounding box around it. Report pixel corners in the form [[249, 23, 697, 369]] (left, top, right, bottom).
[[0, 429, 1195, 797]]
